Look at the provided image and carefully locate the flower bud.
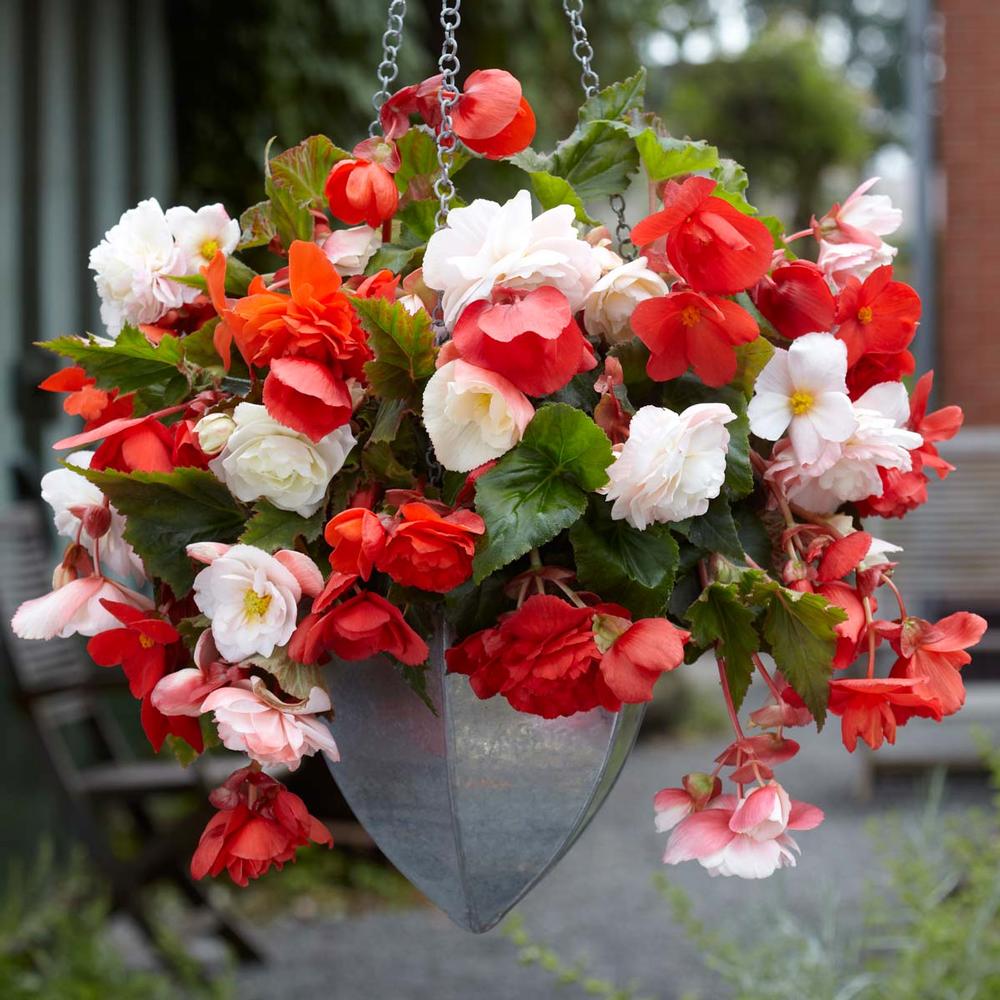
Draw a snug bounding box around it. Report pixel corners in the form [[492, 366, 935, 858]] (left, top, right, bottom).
[[194, 412, 236, 455]]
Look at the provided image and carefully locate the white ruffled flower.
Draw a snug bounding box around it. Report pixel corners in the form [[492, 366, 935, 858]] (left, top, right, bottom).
[[583, 256, 669, 344], [422, 360, 535, 473], [194, 412, 237, 455], [166, 203, 239, 270], [191, 544, 306, 661], [603, 403, 737, 530], [88, 198, 197, 336], [323, 225, 381, 276], [40, 451, 144, 583], [209, 403, 355, 517], [422, 189, 602, 328], [771, 382, 923, 513], [748, 333, 857, 465]]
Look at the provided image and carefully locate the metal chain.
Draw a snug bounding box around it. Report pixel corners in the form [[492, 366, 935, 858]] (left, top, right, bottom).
[[561, 0, 635, 258], [368, 0, 408, 136], [433, 0, 462, 233]]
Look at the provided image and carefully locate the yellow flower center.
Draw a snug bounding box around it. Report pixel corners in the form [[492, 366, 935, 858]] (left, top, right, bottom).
[[200, 238, 220, 261], [857, 305, 874, 325], [243, 589, 272, 619], [138, 633, 155, 649], [679, 305, 701, 328], [789, 390, 815, 416]]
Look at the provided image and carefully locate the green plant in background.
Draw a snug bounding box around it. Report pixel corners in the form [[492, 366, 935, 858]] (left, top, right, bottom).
[[0, 846, 231, 1000], [505, 751, 1000, 1000]]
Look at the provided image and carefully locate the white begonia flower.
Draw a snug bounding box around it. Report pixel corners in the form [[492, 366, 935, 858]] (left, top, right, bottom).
[[772, 382, 924, 513], [422, 189, 602, 328], [747, 332, 858, 465], [209, 403, 355, 517], [194, 412, 237, 456], [422, 360, 535, 473], [602, 403, 737, 530], [165, 203, 240, 271], [583, 256, 669, 344], [88, 197, 198, 336], [40, 451, 144, 583], [322, 225, 382, 276], [190, 544, 306, 661]]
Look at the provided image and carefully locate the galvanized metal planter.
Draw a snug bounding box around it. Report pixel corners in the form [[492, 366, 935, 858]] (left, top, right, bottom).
[[323, 621, 645, 932]]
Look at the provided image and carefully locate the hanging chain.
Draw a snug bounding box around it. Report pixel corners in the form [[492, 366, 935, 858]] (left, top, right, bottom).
[[561, 0, 634, 258], [433, 0, 462, 232], [369, 0, 408, 136]]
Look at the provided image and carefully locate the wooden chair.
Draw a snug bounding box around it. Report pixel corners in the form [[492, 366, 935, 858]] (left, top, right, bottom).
[[0, 501, 261, 962]]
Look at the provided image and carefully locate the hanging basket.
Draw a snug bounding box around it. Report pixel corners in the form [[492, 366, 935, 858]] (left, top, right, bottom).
[[324, 620, 644, 931]]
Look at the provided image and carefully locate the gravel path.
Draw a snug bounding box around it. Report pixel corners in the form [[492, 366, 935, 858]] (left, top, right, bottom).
[[234, 722, 918, 1000]]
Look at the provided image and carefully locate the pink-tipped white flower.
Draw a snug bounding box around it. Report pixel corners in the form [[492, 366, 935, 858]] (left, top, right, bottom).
[[817, 238, 897, 288], [583, 256, 668, 345], [748, 333, 857, 465], [662, 783, 823, 880], [815, 177, 902, 248], [769, 381, 923, 513], [190, 543, 323, 662], [422, 190, 601, 328], [166, 203, 240, 270], [422, 359, 534, 472], [603, 403, 736, 530], [322, 225, 381, 276], [150, 631, 246, 717], [200, 678, 339, 770]]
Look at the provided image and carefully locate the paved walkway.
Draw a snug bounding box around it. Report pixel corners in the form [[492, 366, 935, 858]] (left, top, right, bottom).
[[234, 723, 920, 1000]]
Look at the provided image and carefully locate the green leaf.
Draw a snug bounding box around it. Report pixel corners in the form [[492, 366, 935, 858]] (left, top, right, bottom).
[[239, 500, 325, 553], [164, 734, 202, 767], [685, 583, 759, 711], [395, 199, 438, 243], [578, 68, 647, 124], [528, 171, 598, 225], [724, 406, 753, 501], [362, 440, 417, 488], [369, 397, 408, 444], [394, 127, 469, 194], [711, 158, 756, 214], [176, 614, 210, 652], [78, 467, 246, 594], [445, 574, 512, 639], [634, 131, 719, 182], [247, 647, 326, 701], [169, 255, 258, 296], [238, 200, 276, 250], [732, 337, 775, 398], [365, 242, 425, 276], [681, 497, 745, 562], [354, 295, 437, 405], [545, 121, 640, 202], [761, 588, 847, 728], [473, 404, 613, 581], [570, 499, 679, 617]]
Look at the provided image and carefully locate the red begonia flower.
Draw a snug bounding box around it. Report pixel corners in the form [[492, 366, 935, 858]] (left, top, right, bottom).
[[598, 616, 689, 702], [631, 288, 759, 387], [263, 356, 353, 443], [171, 418, 212, 469], [39, 366, 135, 427], [451, 286, 596, 397], [90, 418, 175, 474], [191, 766, 333, 887], [816, 531, 872, 583], [631, 177, 773, 294], [376, 502, 485, 593], [817, 581, 872, 670], [828, 677, 942, 752], [845, 349, 915, 399], [835, 265, 920, 367], [324, 138, 400, 228], [751, 259, 837, 339], [885, 612, 988, 718], [324, 508, 388, 581]]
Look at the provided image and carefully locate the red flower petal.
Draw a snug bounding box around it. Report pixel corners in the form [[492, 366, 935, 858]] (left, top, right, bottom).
[[263, 357, 353, 442]]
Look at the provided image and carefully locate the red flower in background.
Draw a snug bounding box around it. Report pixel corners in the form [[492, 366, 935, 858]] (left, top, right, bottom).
[[324, 138, 400, 228], [381, 69, 536, 159], [191, 766, 333, 887], [325, 508, 388, 580], [857, 371, 964, 518], [828, 677, 942, 752], [631, 288, 758, 387], [39, 366, 134, 428], [376, 502, 485, 593], [845, 349, 915, 399], [451, 286, 596, 396], [263, 356, 353, 442], [631, 177, 773, 295], [751, 260, 837, 340], [886, 612, 988, 719]]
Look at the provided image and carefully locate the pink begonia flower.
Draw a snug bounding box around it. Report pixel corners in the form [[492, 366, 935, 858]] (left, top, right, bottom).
[[200, 677, 339, 770], [654, 772, 722, 833], [747, 333, 857, 465], [817, 238, 897, 288], [322, 225, 381, 277], [11, 575, 153, 640], [814, 177, 903, 249], [150, 632, 247, 717], [662, 783, 823, 880], [422, 359, 534, 472]]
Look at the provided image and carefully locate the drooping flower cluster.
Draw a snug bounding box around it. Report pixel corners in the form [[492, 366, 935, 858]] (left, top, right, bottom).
[[13, 66, 983, 894]]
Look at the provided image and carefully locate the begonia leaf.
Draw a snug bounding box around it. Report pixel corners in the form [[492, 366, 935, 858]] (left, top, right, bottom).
[[633, 131, 719, 182], [578, 68, 647, 124], [239, 500, 325, 554]]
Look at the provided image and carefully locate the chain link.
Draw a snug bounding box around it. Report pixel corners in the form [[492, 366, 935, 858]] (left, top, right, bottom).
[[561, 0, 634, 258], [433, 0, 462, 234], [369, 0, 408, 137]]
